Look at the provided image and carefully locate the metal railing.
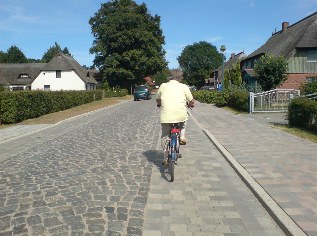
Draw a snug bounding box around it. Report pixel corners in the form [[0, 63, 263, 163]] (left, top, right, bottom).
[[249, 89, 301, 113]]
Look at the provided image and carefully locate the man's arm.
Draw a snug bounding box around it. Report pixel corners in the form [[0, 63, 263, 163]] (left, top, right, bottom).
[[184, 85, 194, 107]]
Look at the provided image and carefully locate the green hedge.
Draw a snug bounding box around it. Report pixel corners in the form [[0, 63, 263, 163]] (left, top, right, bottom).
[[0, 90, 103, 124], [193, 90, 241, 108], [192, 90, 229, 107], [288, 97, 317, 131], [104, 89, 128, 97], [192, 90, 217, 104], [228, 90, 249, 112]]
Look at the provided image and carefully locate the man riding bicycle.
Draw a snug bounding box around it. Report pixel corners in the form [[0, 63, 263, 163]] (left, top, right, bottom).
[[156, 75, 194, 165]]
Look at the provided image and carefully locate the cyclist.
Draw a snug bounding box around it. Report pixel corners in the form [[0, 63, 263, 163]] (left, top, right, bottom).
[[156, 75, 194, 165]]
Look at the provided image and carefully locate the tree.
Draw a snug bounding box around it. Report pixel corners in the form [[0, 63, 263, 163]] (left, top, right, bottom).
[[177, 41, 222, 88], [27, 58, 42, 63], [3, 46, 28, 63], [224, 62, 242, 90], [41, 42, 71, 62], [254, 55, 288, 91], [89, 0, 167, 89], [153, 68, 169, 86], [62, 47, 72, 57], [0, 50, 6, 63]]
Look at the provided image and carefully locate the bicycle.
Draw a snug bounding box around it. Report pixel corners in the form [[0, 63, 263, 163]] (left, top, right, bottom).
[[157, 103, 193, 182], [165, 123, 182, 182]]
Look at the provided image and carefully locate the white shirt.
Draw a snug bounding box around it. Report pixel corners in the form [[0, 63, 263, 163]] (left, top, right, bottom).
[[156, 80, 193, 123]]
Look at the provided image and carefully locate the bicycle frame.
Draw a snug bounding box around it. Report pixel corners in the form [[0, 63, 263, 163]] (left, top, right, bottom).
[[169, 126, 180, 162], [166, 123, 181, 182]]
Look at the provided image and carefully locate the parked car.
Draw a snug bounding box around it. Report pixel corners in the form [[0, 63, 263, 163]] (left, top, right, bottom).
[[133, 85, 151, 101], [199, 85, 215, 91], [188, 85, 197, 92]]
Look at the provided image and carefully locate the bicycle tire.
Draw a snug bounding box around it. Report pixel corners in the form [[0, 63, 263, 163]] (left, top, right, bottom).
[[168, 157, 174, 182]]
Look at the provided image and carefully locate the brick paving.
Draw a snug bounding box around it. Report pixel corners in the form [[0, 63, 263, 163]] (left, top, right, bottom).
[[190, 101, 317, 236], [0, 98, 313, 235], [143, 118, 284, 236]]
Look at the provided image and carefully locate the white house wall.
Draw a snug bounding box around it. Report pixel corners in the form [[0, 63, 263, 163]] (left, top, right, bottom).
[[32, 71, 86, 91]]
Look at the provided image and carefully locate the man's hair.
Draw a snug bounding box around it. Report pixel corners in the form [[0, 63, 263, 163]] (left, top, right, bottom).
[[168, 69, 183, 81]]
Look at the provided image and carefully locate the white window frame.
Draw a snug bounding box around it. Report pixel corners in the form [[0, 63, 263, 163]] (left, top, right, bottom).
[[44, 85, 50, 91]]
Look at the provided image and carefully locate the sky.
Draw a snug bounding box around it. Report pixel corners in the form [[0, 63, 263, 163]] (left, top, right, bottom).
[[1, 0, 317, 69]]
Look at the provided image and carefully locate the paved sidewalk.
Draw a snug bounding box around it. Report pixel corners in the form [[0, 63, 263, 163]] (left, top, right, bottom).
[[189, 101, 317, 236], [143, 118, 284, 236]]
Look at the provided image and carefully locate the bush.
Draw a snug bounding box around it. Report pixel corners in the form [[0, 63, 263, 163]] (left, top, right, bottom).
[[192, 90, 230, 107], [193, 89, 250, 111], [104, 89, 128, 97], [192, 90, 216, 104], [288, 97, 317, 131], [228, 90, 249, 112], [214, 90, 229, 107], [300, 79, 317, 95], [0, 90, 103, 124]]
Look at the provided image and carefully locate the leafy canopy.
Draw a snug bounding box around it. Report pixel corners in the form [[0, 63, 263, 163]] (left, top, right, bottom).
[[0, 50, 6, 63], [177, 41, 222, 88], [0, 43, 72, 64], [2, 46, 28, 63], [254, 55, 288, 91], [224, 62, 242, 90], [89, 0, 167, 88], [42, 42, 72, 63]]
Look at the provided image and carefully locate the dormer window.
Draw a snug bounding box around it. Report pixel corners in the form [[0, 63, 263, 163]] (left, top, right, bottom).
[[19, 74, 29, 78]]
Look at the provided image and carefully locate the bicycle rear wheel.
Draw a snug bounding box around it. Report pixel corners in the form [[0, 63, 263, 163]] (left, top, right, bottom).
[[168, 157, 174, 182]]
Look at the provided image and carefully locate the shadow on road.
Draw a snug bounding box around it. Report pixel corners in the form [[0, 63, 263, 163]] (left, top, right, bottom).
[[143, 150, 171, 182]]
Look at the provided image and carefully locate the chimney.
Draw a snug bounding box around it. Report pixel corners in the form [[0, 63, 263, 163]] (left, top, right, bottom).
[[282, 22, 289, 31], [230, 53, 235, 59]]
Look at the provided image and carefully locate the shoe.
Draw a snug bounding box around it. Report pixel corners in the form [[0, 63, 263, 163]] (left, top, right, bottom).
[[162, 160, 168, 166], [180, 139, 187, 145]]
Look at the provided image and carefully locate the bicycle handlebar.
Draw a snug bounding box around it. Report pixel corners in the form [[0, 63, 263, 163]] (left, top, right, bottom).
[[157, 104, 194, 109]]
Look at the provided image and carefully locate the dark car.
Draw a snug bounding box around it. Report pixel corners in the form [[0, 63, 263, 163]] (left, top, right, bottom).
[[188, 85, 197, 92], [133, 85, 151, 101]]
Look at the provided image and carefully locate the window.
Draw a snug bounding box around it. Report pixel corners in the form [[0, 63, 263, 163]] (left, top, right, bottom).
[[251, 60, 254, 68], [44, 85, 50, 91], [19, 74, 29, 78], [56, 70, 61, 78], [307, 50, 317, 62], [12, 86, 24, 91]]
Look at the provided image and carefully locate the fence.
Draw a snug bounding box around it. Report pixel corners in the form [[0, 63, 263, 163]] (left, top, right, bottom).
[[249, 89, 301, 113]]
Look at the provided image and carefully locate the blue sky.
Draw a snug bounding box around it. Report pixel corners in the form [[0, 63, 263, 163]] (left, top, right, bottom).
[[1, 0, 317, 69]]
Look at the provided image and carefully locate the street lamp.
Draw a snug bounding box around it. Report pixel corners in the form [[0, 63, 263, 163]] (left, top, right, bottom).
[[220, 45, 226, 90]]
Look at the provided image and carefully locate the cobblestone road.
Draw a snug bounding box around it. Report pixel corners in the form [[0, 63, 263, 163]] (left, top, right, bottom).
[[0, 99, 285, 235], [0, 100, 161, 235]]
